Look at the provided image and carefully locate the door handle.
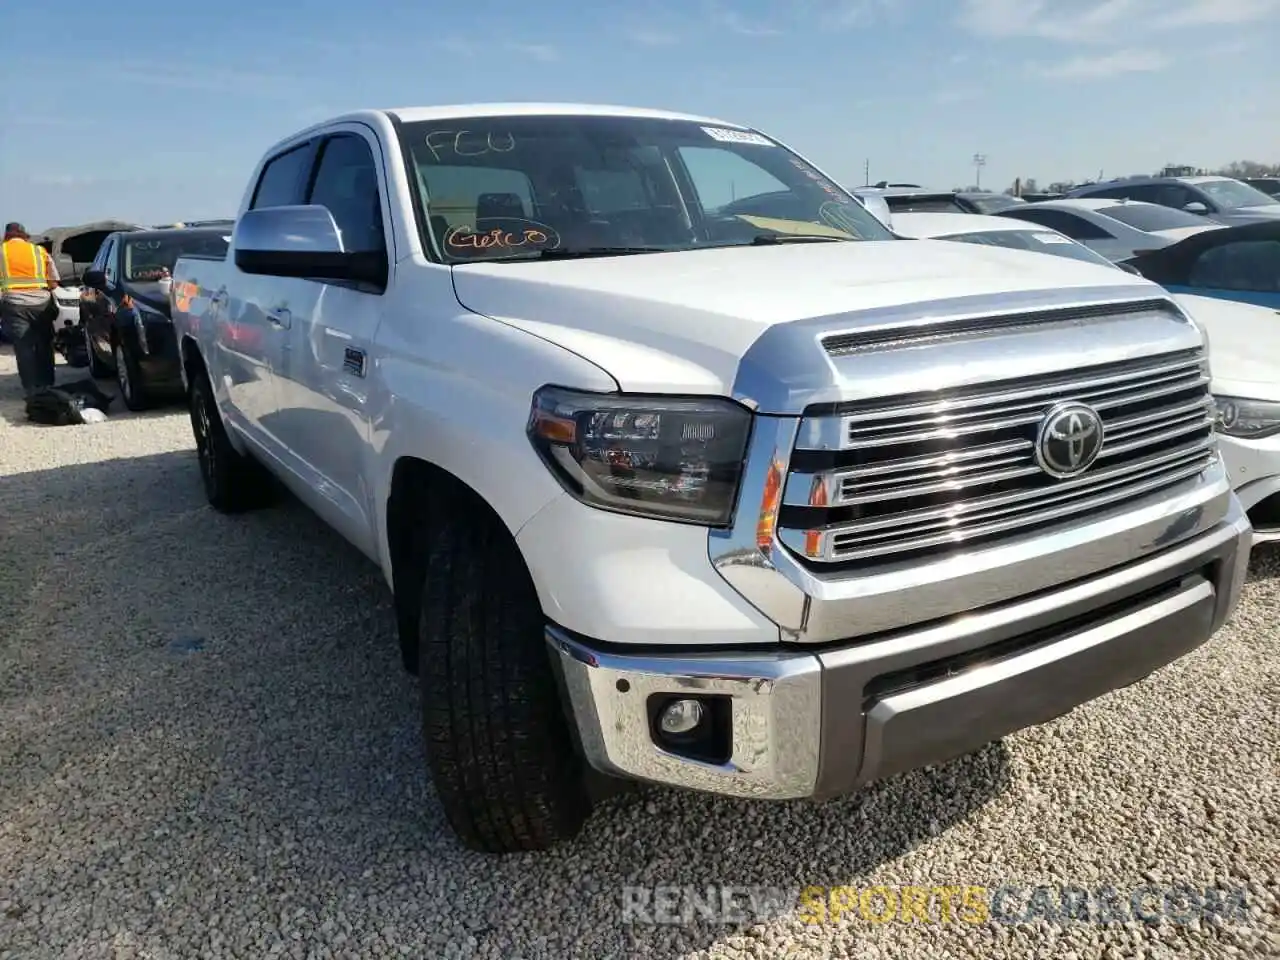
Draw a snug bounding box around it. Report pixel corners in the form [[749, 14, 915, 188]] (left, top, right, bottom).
[[266, 308, 292, 329]]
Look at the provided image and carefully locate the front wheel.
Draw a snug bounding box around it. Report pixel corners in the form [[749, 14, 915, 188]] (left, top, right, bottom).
[[187, 367, 275, 513], [84, 326, 111, 379], [418, 505, 593, 853], [114, 339, 149, 411]]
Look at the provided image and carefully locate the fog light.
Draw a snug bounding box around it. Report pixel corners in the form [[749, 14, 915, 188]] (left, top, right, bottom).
[[659, 698, 705, 736]]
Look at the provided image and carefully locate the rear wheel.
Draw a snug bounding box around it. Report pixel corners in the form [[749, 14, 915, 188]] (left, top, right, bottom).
[[188, 368, 274, 513], [418, 503, 592, 853]]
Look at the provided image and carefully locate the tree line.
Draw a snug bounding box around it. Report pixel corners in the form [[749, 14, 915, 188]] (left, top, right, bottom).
[[999, 160, 1280, 197]]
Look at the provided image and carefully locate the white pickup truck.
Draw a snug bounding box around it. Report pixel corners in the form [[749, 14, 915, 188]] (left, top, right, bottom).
[[169, 103, 1253, 854]]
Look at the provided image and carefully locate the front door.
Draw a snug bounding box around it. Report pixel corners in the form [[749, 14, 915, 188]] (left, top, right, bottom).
[[267, 128, 391, 557], [215, 140, 317, 455]]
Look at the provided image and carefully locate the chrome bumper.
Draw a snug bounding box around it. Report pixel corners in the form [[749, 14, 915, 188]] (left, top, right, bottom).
[[549, 499, 1252, 800]]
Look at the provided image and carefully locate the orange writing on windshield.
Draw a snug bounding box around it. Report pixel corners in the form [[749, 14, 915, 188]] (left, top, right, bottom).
[[446, 225, 552, 251]]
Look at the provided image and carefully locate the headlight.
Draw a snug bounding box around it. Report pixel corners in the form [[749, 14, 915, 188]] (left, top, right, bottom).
[[527, 385, 753, 525], [1213, 396, 1280, 440]]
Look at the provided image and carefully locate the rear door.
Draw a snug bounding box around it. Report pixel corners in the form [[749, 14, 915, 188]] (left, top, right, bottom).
[[266, 125, 392, 555]]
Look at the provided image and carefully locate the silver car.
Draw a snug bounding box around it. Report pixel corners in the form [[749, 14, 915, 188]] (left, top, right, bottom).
[[1068, 175, 1280, 226], [993, 198, 1223, 261]]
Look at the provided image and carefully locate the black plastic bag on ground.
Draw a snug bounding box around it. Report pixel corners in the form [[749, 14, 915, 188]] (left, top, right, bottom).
[[25, 379, 115, 425]]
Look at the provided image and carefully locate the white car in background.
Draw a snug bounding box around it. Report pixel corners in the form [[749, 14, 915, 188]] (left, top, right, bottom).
[[993, 198, 1224, 262], [893, 211, 1280, 544]]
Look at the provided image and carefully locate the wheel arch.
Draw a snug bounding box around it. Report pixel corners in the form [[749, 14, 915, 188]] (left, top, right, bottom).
[[385, 455, 539, 675]]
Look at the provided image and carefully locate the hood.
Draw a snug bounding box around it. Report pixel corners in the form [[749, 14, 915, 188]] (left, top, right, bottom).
[[1174, 293, 1280, 400], [449, 239, 1155, 396]]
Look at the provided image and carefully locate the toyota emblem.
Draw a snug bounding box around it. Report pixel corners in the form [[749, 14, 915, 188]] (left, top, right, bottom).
[[1035, 402, 1104, 478]]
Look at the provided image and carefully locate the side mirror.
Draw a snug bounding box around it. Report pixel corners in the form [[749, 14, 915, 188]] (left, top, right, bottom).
[[1182, 201, 1209, 215], [82, 269, 106, 290], [233, 205, 386, 287]]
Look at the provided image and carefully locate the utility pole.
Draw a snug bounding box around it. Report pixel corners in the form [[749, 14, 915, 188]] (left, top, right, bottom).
[[864, 158, 870, 186], [972, 153, 987, 190]]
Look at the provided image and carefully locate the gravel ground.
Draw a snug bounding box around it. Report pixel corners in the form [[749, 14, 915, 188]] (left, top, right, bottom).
[[0, 345, 1277, 960]]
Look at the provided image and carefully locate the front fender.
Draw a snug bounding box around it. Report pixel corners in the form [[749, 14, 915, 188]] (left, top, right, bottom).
[[367, 303, 619, 586]]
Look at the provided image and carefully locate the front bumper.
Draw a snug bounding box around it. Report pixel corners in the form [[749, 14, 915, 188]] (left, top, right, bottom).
[[549, 499, 1251, 800], [1218, 433, 1280, 543]]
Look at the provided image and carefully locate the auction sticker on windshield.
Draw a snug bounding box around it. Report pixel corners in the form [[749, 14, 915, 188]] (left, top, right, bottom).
[[701, 126, 775, 146]]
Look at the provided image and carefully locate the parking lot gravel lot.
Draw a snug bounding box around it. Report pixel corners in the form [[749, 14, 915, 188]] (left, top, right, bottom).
[[0, 347, 1277, 960]]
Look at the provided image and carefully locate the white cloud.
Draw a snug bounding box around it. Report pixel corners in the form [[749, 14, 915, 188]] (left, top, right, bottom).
[[505, 42, 559, 62], [707, 3, 782, 36], [934, 87, 983, 104], [957, 0, 1277, 42], [625, 26, 683, 46], [1036, 47, 1170, 79]]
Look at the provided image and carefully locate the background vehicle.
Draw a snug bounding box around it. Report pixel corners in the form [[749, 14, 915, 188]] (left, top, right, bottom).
[[81, 226, 231, 409], [894, 211, 1280, 543], [1121, 221, 1280, 309], [1241, 177, 1280, 199], [1176, 294, 1280, 543], [1068, 176, 1280, 225], [890, 211, 1129, 269], [995, 198, 1222, 261], [170, 103, 1249, 855], [852, 187, 1021, 215]]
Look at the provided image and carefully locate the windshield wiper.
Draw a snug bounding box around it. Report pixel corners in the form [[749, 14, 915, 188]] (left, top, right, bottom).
[[749, 233, 849, 245], [525, 246, 667, 260]]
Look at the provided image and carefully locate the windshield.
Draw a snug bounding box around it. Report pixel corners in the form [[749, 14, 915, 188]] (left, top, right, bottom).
[[944, 229, 1118, 268], [1096, 203, 1210, 232], [1196, 178, 1280, 210], [398, 114, 893, 262], [123, 233, 230, 282]]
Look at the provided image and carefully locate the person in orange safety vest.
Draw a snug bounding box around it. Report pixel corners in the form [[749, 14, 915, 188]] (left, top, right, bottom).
[[0, 221, 61, 396]]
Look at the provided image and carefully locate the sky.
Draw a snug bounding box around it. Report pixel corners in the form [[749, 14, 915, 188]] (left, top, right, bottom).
[[2, 0, 1278, 230]]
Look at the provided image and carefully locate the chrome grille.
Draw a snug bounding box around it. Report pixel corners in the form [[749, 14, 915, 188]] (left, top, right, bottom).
[[778, 349, 1216, 566]]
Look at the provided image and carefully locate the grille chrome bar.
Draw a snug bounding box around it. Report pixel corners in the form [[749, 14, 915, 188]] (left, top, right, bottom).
[[779, 348, 1215, 564]]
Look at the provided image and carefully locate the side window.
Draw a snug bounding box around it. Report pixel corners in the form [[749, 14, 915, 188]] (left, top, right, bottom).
[[306, 134, 387, 254], [89, 236, 112, 272], [1083, 186, 1130, 200], [1009, 209, 1109, 240], [1189, 240, 1280, 292], [250, 144, 311, 210], [677, 146, 788, 211], [1150, 184, 1198, 211], [100, 237, 119, 284]]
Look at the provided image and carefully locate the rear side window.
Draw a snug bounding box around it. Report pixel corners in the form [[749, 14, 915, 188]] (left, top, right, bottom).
[[1003, 208, 1111, 240], [250, 144, 311, 210], [306, 134, 388, 255], [1189, 240, 1280, 292]]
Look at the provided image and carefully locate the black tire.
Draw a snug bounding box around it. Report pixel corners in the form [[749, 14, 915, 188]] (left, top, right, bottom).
[[188, 367, 274, 513], [418, 505, 592, 853], [114, 338, 149, 412], [84, 326, 111, 379]]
